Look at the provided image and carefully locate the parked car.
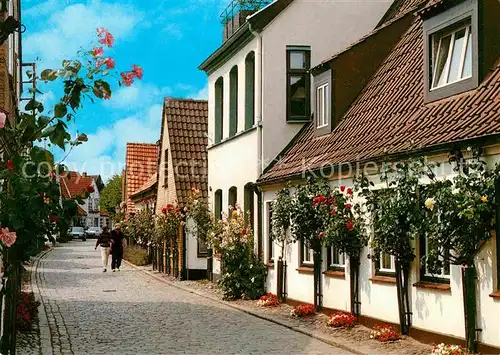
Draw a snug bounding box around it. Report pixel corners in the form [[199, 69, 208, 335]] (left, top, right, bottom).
[[85, 227, 101, 238], [70, 227, 86, 241]]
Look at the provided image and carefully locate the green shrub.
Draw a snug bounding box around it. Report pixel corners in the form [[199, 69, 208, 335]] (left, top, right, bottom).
[[124, 246, 149, 266]]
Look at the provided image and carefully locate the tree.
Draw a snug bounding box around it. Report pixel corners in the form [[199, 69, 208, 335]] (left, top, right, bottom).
[[100, 174, 122, 215]]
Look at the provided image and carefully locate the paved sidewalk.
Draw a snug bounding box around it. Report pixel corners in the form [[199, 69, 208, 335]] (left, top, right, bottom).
[[22, 240, 353, 355]]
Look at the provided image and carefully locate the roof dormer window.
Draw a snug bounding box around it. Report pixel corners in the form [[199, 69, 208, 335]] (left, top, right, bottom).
[[431, 21, 472, 90], [423, 0, 479, 102]]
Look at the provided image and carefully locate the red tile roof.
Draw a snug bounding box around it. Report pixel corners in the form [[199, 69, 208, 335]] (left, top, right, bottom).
[[161, 98, 208, 206], [60, 172, 95, 199], [130, 173, 158, 200], [259, 14, 500, 184], [125, 143, 158, 213]]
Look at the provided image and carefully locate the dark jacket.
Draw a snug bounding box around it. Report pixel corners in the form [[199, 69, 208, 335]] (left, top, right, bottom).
[[111, 230, 124, 252], [96, 231, 112, 248]]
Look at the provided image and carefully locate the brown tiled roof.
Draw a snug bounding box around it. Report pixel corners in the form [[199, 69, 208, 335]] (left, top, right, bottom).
[[100, 210, 109, 217], [162, 98, 208, 206], [60, 172, 95, 199], [125, 143, 158, 213], [130, 173, 158, 199], [377, 0, 427, 26], [259, 16, 500, 184]]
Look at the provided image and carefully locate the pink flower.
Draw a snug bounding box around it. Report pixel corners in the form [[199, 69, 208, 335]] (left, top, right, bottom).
[[0, 112, 6, 129], [93, 47, 104, 57], [103, 57, 115, 69], [0, 228, 17, 248], [97, 28, 114, 47], [319, 232, 324, 239], [132, 65, 143, 79], [344, 203, 352, 209], [120, 72, 135, 87]]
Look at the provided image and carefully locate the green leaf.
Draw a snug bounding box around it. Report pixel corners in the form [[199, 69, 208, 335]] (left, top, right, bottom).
[[40, 69, 58, 81], [41, 125, 56, 138], [54, 103, 67, 118], [77, 133, 88, 142], [49, 120, 71, 149], [93, 79, 111, 99]]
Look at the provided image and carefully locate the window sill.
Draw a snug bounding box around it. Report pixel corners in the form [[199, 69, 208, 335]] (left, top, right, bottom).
[[323, 270, 345, 279], [296, 266, 314, 274], [207, 126, 257, 150], [369, 275, 397, 284], [413, 281, 451, 292], [489, 290, 500, 299], [287, 119, 311, 124], [197, 253, 208, 258]]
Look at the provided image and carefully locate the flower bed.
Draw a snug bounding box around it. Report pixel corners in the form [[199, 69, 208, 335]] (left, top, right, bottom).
[[370, 325, 401, 342], [16, 292, 40, 331], [327, 311, 357, 328], [431, 343, 468, 355], [290, 303, 315, 317], [256, 293, 279, 307]]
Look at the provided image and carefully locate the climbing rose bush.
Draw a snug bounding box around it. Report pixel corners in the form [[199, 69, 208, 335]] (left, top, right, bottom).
[[0, 228, 17, 248], [215, 206, 267, 300], [16, 292, 40, 331]]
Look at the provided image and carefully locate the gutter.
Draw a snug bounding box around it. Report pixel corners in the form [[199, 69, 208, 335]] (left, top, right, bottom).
[[248, 21, 264, 258]]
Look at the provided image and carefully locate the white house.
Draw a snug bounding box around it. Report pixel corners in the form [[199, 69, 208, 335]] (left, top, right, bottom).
[[258, 0, 500, 351], [199, 0, 395, 280], [60, 172, 110, 228]]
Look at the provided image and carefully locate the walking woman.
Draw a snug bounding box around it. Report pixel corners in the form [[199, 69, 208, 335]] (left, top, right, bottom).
[[111, 224, 125, 272], [95, 226, 112, 272]]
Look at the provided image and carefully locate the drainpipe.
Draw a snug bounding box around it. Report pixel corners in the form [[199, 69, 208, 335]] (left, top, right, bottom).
[[248, 22, 264, 258]]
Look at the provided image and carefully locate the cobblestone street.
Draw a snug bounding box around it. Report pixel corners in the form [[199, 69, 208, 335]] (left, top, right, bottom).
[[21, 241, 352, 355]]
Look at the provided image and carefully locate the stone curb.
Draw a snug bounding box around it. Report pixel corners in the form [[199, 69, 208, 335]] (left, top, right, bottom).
[[124, 260, 366, 355], [31, 247, 55, 355]]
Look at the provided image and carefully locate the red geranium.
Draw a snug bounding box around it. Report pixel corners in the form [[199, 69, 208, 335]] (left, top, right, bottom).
[[291, 303, 315, 317]]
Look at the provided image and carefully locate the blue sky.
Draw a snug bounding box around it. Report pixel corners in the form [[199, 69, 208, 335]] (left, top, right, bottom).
[[22, 0, 226, 180]]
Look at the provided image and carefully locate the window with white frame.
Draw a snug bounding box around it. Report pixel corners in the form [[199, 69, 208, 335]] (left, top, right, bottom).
[[301, 242, 314, 266], [431, 20, 472, 90], [421, 234, 450, 281], [316, 83, 329, 128], [377, 252, 396, 275], [327, 246, 345, 270]]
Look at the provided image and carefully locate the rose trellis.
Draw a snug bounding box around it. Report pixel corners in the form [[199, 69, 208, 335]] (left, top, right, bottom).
[[423, 150, 498, 353], [0, 27, 142, 352]]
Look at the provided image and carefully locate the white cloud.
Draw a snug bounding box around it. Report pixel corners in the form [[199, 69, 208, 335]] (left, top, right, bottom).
[[62, 104, 162, 182], [190, 85, 209, 100], [161, 24, 183, 40], [105, 82, 171, 111], [23, 1, 143, 69]]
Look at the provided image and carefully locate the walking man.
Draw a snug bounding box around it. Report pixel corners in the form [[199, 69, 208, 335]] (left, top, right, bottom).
[[111, 223, 125, 272], [95, 226, 112, 272]]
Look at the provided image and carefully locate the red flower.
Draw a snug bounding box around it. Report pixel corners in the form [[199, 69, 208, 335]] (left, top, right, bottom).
[[86, 185, 95, 193], [166, 204, 174, 211], [340, 185, 346, 192], [103, 57, 115, 69], [132, 65, 143, 79], [6, 160, 14, 171], [161, 206, 167, 214], [242, 229, 247, 235], [346, 221, 354, 231], [97, 28, 114, 47], [120, 72, 135, 87], [347, 188, 353, 195], [344, 203, 352, 209], [328, 198, 335, 204], [49, 215, 58, 223], [93, 47, 104, 57]]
